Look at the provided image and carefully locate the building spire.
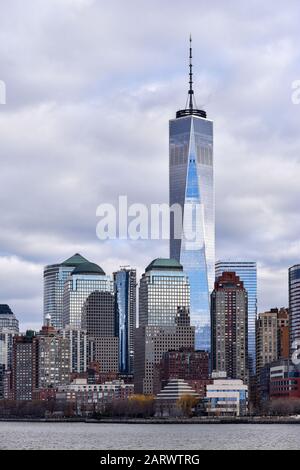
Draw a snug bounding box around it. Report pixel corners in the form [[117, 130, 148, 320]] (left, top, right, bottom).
[[175, 36, 207, 119], [189, 34, 194, 111]]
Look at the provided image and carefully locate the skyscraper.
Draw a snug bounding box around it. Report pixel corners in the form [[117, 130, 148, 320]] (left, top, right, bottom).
[[211, 272, 249, 383], [62, 261, 113, 329], [0, 305, 19, 399], [82, 291, 119, 374], [135, 258, 194, 394], [289, 264, 300, 352], [169, 38, 214, 351], [215, 260, 257, 375], [44, 253, 90, 329], [114, 268, 136, 375]]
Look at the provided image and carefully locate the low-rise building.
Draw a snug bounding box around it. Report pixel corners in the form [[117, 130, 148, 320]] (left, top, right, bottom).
[[56, 378, 134, 413], [155, 378, 199, 417], [205, 376, 248, 417], [270, 359, 300, 400]]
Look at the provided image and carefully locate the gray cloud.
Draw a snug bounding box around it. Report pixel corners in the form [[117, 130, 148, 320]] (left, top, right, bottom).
[[0, 0, 299, 329]]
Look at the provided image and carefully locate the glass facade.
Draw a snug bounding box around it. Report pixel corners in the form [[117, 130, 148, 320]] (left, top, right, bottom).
[[289, 264, 300, 351], [0, 306, 19, 399], [215, 261, 257, 375], [114, 269, 136, 375], [63, 274, 114, 329], [43, 254, 89, 329], [169, 115, 214, 351], [139, 260, 190, 327]]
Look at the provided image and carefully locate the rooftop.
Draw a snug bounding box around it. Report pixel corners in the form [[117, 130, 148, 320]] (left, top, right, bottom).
[[72, 261, 106, 276], [145, 258, 183, 273], [61, 253, 90, 267]]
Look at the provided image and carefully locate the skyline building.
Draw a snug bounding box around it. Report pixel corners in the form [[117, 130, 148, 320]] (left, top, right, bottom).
[[289, 264, 300, 351], [215, 260, 257, 375], [114, 268, 137, 375], [169, 38, 214, 351], [43, 253, 90, 329], [36, 316, 70, 390], [135, 258, 195, 394], [0, 305, 19, 399], [60, 326, 88, 374], [62, 261, 113, 329], [211, 272, 249, 384], [82, 291, 119, 374]]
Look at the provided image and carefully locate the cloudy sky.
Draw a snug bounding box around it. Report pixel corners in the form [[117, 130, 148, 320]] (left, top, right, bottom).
[[0, 0, 300, 330]]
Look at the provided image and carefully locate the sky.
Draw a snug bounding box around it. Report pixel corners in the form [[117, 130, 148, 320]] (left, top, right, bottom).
[[0, 0, 300, 331]]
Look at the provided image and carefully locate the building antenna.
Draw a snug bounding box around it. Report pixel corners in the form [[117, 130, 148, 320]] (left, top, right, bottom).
[[188, 34, 194, 111]]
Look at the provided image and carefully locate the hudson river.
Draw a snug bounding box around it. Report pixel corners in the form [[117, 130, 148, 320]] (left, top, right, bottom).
[[0, 422, 300, 450]]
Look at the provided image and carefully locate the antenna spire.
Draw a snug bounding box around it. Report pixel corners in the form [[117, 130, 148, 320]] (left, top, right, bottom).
[[188, 34, 194, 111]]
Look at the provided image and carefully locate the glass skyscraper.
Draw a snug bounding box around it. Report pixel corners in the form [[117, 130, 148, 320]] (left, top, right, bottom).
[[44, 253, 90, 329], [215, 260, 257, 375], [114, 268, 136, 375], [63, 261, 113, 329], [169, 40, 214, 351], [289, 264, 300, 351]]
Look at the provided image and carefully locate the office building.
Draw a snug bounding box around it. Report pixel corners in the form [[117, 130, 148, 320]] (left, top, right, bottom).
[[135, 258, 194, 394], [211, 272, 248, 383], [82, 290, 118, 373], [43, 253, 90, 329], [215, 261, 257, 375], [63, 261, 113, 329], [205, 377, 248, 417], [270, 359, 300, 400], [169, 39, 214, 351], [289, 264, 300, 352], [114, 268, 136, 375], [0, 305, 19, 399]]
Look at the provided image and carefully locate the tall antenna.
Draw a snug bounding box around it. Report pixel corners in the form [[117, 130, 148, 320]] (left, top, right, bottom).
[[188, 34, 194, 111]]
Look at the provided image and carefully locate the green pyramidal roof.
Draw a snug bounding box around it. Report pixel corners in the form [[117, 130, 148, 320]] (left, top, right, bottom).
[[145, 258, 183, 272], [61, 253, 90, 267], [72, 261, 106, 276]]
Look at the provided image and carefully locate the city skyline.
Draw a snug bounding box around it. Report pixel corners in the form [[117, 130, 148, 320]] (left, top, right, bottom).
[[1, 1, 300, 330]]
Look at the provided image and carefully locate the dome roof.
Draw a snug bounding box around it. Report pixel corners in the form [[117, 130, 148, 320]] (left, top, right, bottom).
[[72, 261, 106, 276], [145, 258, 183, 272]]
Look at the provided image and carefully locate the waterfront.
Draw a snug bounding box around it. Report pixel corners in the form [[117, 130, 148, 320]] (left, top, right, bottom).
[[0, 422, 299, 450]]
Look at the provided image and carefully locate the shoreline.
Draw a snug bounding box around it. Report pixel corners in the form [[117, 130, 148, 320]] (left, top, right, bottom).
[[1, 417, 300, 425]]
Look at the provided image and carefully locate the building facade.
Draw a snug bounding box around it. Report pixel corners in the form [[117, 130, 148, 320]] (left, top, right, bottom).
[[205, 378, 248, 417], [60, 326, 88, 374], [43, 253, 90, 329], [12, 331, 37, 401], [36, 320, 70, 389], [256, 308, 290, 377], [215, 261, 257, 376], [63, 261, 113, 329], [114, 268, 136, 375], [211, 272, 249, 383], [169, 41, 214, 352], [289, 265, 300, 352], [0, 305, 19, 399], [135, 258, 194, 394]]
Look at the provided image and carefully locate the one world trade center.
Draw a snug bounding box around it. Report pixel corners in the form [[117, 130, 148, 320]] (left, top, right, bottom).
[[169, 38, 214, 351]]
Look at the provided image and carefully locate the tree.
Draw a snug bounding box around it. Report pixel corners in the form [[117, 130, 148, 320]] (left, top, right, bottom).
[[177, 394, 199, 417]]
